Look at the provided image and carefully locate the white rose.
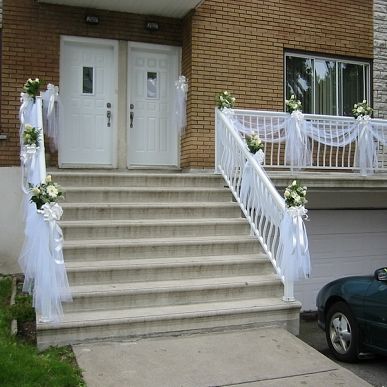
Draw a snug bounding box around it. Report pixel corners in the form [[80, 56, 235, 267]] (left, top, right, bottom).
[[284, 190, 290, 198], [45, 175, 52, 183], [46, 185, 58, 199], [363, 100, 366, 104], [32, 187, 40, 195], [25, 124, 33, 130], [292, 180, 297, 186]]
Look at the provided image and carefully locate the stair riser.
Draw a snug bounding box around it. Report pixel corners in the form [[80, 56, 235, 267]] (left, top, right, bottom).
[[61, 222, 250, 241], [64, 190, 232, 203], [61, 206, 241, 221], [53, 175, 226, 188], [64, 240, 262, 262], [37, 307, 300, 350], [67, 261, 274, 285], [63, 282, 283, 313]]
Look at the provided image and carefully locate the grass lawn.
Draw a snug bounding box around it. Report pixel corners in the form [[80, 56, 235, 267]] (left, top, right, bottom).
[[0, 275, 85, 387]]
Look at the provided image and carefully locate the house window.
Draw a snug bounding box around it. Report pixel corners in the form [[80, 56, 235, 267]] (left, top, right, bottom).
[[146, 72, 158, 99], [82, 66, 94, 94], [285, 53, 370, 116]]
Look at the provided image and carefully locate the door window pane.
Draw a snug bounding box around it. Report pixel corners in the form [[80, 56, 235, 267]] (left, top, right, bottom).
[[340, 63, 365, 116], [147, 72, 158, 99], [82, 66, 94, 94], [315, 60, 336, 115], [286, 56, 313, 114]]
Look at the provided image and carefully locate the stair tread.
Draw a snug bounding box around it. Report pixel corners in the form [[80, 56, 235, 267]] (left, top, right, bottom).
[[65, 254, 268, 271], [60, 218, 247, 227], [65, 186, 229, 192], [50, 171, 220, 178], [69, 274, 280, 296], [38, 298, 301, 329], [64, 234, 258, 248], [61, 202, 237, 208]]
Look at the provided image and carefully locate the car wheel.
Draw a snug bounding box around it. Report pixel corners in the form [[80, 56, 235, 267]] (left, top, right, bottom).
[[325, 301, 359, 362]]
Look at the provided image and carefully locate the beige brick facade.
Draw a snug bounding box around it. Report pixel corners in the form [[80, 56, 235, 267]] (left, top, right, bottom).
[[181, 0, 373, 169], [0, 0, 373, 168], [0, 0, 181, 166]]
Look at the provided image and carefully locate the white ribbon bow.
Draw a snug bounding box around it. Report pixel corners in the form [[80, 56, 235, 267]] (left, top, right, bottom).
[[38, 203, 64, 264]]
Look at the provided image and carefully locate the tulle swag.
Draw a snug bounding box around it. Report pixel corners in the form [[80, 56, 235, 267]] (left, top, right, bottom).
[[175, 76, 188, 135], [278, 180, 311, 282]]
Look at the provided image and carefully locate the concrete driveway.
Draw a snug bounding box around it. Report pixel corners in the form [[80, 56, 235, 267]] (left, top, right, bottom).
[[73, 327, 370, 386]]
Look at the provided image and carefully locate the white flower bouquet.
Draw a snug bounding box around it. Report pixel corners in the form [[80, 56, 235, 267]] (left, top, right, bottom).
[[285, 95, 302, 113], [23, 78, 42, 101], [29, 175, 64, 210], [215, 90, 236, 110], [352, 100, 373, 118], [22, 124, 40, 147], [284, 180, 307, 208], [245, 133, 264, 154]]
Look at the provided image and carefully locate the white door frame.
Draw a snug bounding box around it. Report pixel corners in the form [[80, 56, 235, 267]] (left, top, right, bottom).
[[59, 35, 119, 168], [127, 41, 181, 167]]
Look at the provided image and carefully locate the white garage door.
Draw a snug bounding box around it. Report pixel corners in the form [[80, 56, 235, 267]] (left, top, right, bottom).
[[295, 210, 387, 311]]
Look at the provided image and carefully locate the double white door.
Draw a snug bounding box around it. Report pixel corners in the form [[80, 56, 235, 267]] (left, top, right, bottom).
[[60, 38, 179, 168]]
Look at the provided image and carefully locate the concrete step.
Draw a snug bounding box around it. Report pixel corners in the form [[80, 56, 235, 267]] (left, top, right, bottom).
[[63, 235, 262, 262], [60, 218, 250, 241], [37, 298, 301, 349], [50, 171, 226, 188], [66, 254, 273, 285], [63, 274, 283, 313], [60, 202, 241, 221], [64, 187, 232, 203]]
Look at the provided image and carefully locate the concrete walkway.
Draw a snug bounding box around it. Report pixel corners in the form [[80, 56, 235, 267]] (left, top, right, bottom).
[[73, 328, 370, 387]]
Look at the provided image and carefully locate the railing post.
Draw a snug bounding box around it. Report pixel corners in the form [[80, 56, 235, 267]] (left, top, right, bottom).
[[36, 96, 46, 183], [214, 108, 221, 174], [282, 277, 295, 302]]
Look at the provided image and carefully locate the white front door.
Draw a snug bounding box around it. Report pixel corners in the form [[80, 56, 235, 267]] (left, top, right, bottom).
[[128, 43, 179, 166], [60, 37, 117, 167]]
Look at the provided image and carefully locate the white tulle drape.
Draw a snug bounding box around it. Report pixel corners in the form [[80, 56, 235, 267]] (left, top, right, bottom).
[[230, 110, 387, 176], [18, 86, 71, 323], [278, 206, 311, 281], [42, 84, 62, 151], [175, 76, 188, 135]]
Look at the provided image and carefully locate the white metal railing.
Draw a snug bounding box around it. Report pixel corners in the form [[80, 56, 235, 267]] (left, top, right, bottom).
[[229, 109, 387, 174], [215, 109, 295, 300]]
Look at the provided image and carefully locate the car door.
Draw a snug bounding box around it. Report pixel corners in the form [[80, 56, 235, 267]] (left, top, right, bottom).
[[362, 275, 387, 352]]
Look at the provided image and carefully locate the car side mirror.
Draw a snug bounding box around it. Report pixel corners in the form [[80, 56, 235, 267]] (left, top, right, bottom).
[[375, 267, 387, 282]]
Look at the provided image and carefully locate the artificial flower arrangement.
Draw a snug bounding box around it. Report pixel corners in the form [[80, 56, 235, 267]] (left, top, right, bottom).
[[285, 95, 302, 113], [22, 124, 40, 147], [352, 100, 373, 118], [284, 180, 307, 208], [215, 90, 236, 110], [245, 133, 264, 154], [29, 175, 64, 210], [23, 78, 42, 101]]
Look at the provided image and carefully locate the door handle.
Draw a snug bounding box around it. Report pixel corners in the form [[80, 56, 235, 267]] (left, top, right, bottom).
[[107, 110, 112, 127], [130, 111, 134, 128]]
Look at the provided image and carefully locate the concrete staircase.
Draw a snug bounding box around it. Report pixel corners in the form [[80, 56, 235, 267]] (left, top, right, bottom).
[[37, 171, 301, 348]]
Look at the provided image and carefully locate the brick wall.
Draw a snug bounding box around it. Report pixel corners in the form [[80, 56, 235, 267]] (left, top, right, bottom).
[[0, 0, 182, 166], [374, 0, 387, 119], [181, 0, 373, 169]]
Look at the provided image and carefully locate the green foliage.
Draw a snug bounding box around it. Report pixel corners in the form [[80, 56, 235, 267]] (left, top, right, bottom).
[[0, 276, 85, 387], [29, 175, 64, 210], [285, 94, 302, 113], [352, 100, 373, 118], [22, 125, 40, 147], [284, 180, 308, 208], [215, 90, 236, 110], [23, 78, 42, 100], [245, 133, 264, 154]]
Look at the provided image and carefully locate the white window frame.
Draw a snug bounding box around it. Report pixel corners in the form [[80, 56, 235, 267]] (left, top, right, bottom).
[[284, 52, 371, 116]]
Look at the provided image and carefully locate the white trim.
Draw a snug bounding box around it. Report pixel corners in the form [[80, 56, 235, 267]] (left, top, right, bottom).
[[59, 35, 119, 168], [127, 41, 181, 168]]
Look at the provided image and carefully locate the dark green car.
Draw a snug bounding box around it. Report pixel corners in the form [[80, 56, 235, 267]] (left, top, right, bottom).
[[316, 267, 387, 362]]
